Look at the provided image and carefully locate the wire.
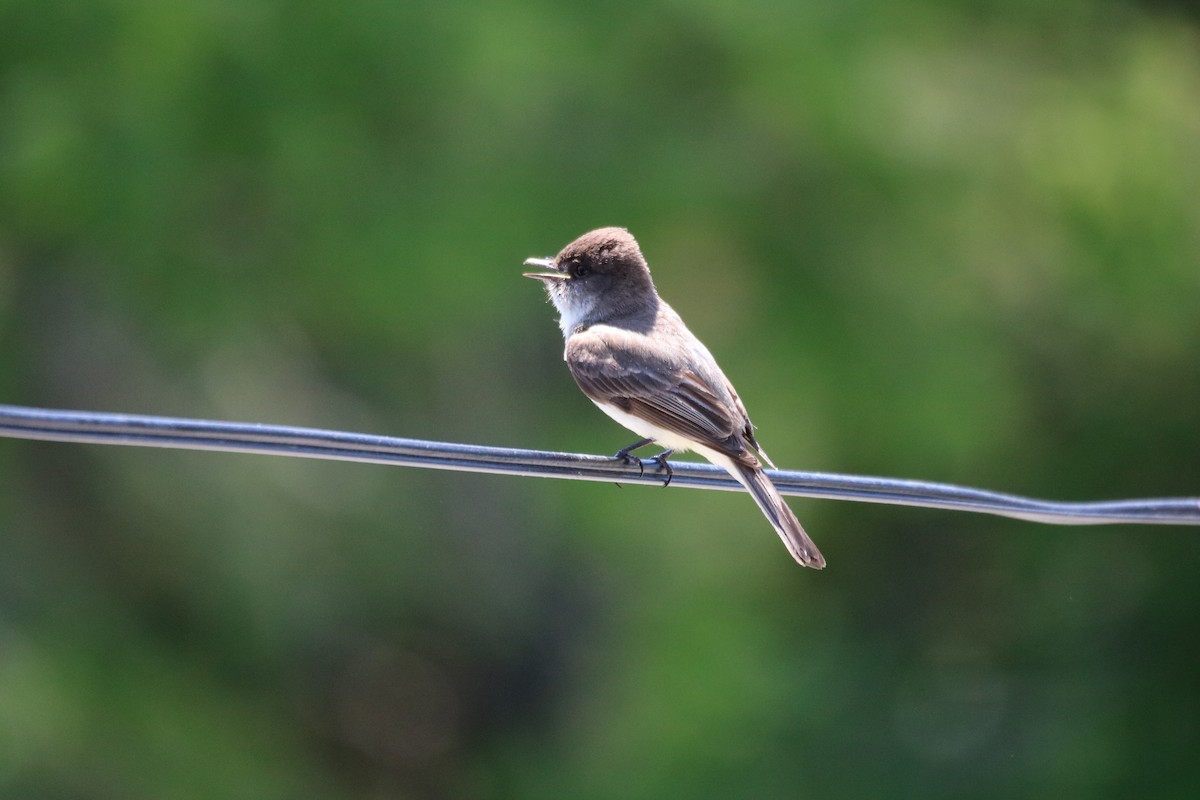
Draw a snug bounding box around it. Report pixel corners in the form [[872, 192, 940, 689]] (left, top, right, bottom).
[[1, 403, 1197, 526]]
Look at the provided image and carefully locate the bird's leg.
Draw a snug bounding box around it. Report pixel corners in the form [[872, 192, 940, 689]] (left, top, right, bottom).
[[649, 449, 675, 487], [614, 437, 654, 460], [613, 437, 655, 477]]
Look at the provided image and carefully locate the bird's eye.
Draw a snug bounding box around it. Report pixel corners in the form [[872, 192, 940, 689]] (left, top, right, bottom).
[[574, 262, 591, 278]]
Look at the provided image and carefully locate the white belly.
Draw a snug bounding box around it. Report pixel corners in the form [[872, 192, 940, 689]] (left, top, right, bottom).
[[591, 398, 733, 462], [591, 399, 747, 491]]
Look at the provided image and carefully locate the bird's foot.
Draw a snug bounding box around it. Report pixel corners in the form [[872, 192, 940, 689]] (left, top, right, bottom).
[[612, 437, 655, 477], [648, 449, 675, 487]]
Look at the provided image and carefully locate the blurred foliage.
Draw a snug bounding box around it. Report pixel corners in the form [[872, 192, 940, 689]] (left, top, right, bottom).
[[2, 0, 1199, 798]]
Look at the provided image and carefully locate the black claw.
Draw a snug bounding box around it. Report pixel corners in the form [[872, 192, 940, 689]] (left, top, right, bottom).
[[613, 437, 655, 478], [650, 449, 675, 487], [611, 440, 674, 485]]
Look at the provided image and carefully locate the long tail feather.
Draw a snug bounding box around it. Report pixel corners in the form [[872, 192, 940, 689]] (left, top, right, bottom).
[[727, 460, 826, 569]]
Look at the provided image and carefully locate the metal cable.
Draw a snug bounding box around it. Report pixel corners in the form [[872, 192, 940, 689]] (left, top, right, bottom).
[[1, 403, 1196, 526]]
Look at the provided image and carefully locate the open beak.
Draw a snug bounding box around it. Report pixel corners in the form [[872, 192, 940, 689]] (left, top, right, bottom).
[[522, 257, 566, 282]]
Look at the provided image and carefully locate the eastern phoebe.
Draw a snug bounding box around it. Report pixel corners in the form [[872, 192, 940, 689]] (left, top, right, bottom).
[[524, 227, 825, 569]]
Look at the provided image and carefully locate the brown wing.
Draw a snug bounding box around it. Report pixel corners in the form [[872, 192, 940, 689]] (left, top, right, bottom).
[[566, 326, 755, 462]]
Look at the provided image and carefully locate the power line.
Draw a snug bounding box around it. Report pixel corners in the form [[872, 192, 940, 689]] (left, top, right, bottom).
[[1, 403, 1196, 526]]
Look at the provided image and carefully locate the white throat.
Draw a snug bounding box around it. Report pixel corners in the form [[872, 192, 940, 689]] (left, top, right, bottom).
[[551, 289, 597, 338]]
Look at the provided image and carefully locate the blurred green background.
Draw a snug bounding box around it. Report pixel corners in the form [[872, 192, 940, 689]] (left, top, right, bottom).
[[2, 1, 1199, 798]]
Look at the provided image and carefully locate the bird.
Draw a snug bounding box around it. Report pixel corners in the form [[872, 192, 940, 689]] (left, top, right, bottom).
[[523, 227, 825, 569]]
